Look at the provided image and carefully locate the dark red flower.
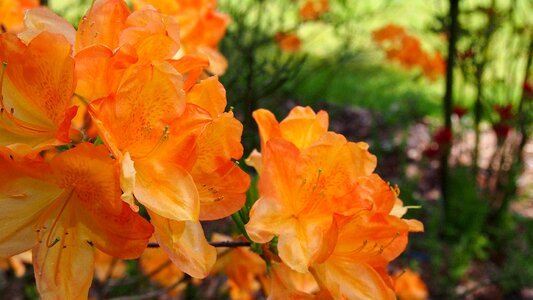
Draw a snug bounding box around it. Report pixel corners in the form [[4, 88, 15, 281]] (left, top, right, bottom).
[[523, 81, 533, 98], [452, 105, 468, 119], [492, 122, 511, 140], [458, 48, 475, 61], [433, 127, 452, 145], [493, 104, 513, 120], [422, 143, 440, 159]]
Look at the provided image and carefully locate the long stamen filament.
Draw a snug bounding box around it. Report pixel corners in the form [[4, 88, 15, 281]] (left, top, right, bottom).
[[45, 189, 74, 248], [136, 125, 170, 160]]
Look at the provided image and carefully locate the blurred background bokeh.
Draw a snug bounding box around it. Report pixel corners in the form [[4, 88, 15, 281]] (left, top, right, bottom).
[[1, 0, 532, 299]]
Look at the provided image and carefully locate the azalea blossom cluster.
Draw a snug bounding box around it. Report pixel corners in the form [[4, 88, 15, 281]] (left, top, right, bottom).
[[245, 107, 423, 299], [0, 0, 248, 298], [373, 24, 446, 81], [0, 0, 423, 299]]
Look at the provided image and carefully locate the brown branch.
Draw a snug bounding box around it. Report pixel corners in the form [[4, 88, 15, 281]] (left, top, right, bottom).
[[147, 240, 251, 249]]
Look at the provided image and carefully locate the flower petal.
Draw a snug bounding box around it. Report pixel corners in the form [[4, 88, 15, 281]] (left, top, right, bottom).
[[277, 214, 333, 273], [19, 7, 76, 45], [193, 112, 244, 173], [135, 160, 200, 221], [33, 210, 94, 300], [76, 0, 131, 52], [195, 161, 250, 220], [318, 260, 395, 300], [245, 196, 290, 244], [186, 76, 227, 118], [252, 109, 282, 148], [0, 32, 75, 151], [150, 214, 216, 278], [0, 153, 60, 257], [279, 106, 329, 149]]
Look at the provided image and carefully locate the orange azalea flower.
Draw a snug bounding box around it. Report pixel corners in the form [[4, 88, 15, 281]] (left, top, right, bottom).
[[0, 250, 32, 277], [140, 242, 186, 296], [93, 249, 127, 282], [245, 107, 377, 273], [0, 31, 78, 154], [131, 0, 230, 74], [372, 24, 407, 44], [89, 68, 248, 277], [421, 52, 446, 81], [211, 234, 267, 300], [0, 0, 39, 33], [394, 269, 429, 300], [0, 143, 153, 298], [373, 24, 445, 81], [299, 0, 329, 21], [246, 107, 423, 298], [275, 31, 302, 52]]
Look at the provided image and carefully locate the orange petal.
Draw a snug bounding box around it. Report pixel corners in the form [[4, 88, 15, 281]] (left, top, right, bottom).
[[77, 200, 153, 259], [135, 160, 200, 221], [192, 112, 244, 173], [150, 214, 216, 278], [33, 209, 95, 300], [318, 259, 395, 300], [169, 55, 210, 92], [277, 213, 333, 273], [186, 76, 227, 118], [195, 161, 250, 220], [259, 138, 300, 205], [404, 219, 424, 232], [50, 143, 153, 259], [252, 109, 282, 148], [245, 197, 290, 244], [0, 152, 60, 257], [0, 32, 75, 151], [76, 0, 131, 52], [19, 7, 76, 45], [88, 62, 185, 156], [120, 152, 137, 211], [268, 262, 319, 300], [244, 149, 262, 174], [50, 143, 122, 215], [333, 213, 409, 266], [74, 45, 138, 101], [279, 106, 329, 149], [196, 46, 228, 75], [120, 9, 180, 61]]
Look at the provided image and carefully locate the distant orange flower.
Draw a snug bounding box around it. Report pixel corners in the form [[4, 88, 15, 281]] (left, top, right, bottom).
[[131, 0, 230, 74], [394, 269, 429, 300], [372, 24, 407, 44], [421, 53, 446, 81], [93, 249, 127, 282], [275, 31, 302, 52], [0, 0, 39, 33], [212, 234, 267, 300], [373, 24, 445, 81], [299, 0, 329, 21], [0, 250, 32, 278], [0, 143, 153, 298], [140, 243, 185, 296]]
